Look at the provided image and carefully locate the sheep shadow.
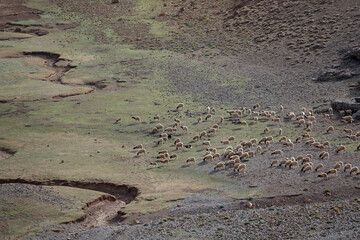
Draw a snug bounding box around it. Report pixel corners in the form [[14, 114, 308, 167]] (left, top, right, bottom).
[[197, 161, 208, 166]]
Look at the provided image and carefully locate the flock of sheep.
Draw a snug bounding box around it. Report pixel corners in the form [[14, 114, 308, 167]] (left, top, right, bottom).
[[126, 102, 360, 180]]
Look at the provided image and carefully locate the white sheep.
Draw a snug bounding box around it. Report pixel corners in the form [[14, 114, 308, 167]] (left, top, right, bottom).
[[176, 142, 184, 150], [315, 163, 324, 172], [326, 168, 338, 176], [326, 126, 334, 133], [348, 135, 357, 141], [208, 128, 217, 134], [176, 103, 184, 110], [214, 162, 225, 170], [186, 157, 196, 163], [213, 153, 221, 160], [203, 141, 211, 146], [155, 123, 163, 130], [137, 148, 146, 155], [271, 150, 283, 156], [336, 145, 346, 153], [132, 116, 141, 121], [170, 153, 178, 159], [133, 144, 143, 149], [197, 117, 202, 123], [317, 173, 328, 179], [271, 160, 278, 167], [342, 116, 353, 123], [203, 154, 214, 162], [174, 138, 181, 145], [350, 166, 359, 175]]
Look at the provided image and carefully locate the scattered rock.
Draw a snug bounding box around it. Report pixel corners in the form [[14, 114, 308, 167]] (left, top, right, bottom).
[[317, 69, 354, 82], [331, 99, 360, 112]]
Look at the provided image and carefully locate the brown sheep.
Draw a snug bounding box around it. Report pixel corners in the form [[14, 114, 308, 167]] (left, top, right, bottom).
[[132, 116, 141, 121], [214, 162, 225, 170], [315, 163, 324, 172], [326, 126, 334, 133], [336, 145, 346, 153], [186, 157, 196, 163], [176, 103, 184, 110], [137, 149, 146, 155], [133, 144, 143, 149]]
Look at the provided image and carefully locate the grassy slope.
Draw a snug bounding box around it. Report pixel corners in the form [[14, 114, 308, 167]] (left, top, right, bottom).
[[0, 0, 359, 238]]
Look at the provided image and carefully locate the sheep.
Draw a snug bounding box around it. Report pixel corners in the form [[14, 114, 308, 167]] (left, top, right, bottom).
[[287, 112, 296, 120], [172, 122, 179, 128], [157, 138, 164, 145], [315, 163, 324, 171], [334, 163, 343, 170], [305, 154, 313, 160], [316, 144, 325, 149], [133, 144, 143, 149], [339, 110, 345, 116], [157, 154, 166, 159], [336, 145, 346, 153], [301, 107, 306, 113], [350, 166, 359, 175], [344, 128, 353, 135], [326, 169, 338, 176], [295, 136, 302, 142], [174, 138, 181, 145], [253, 117, 258, 122], [342, 116, 353, 123], [271, 150, 284, 157], [280, 105, 284, 111], [344, 163, 352, 172], [259, 137, 267, 144], [203, 154, 214, 162], [193, 135, 200, 141], [176, 142, 184, 150], [357, 143, 360, 150], [212, 124, 219, 129], [176, 103, 184, 110], [302, 157, 311, 164], [256, 146, 262, 153], [197, 117, 202, 123], [180, 125, 188, 132], [161, 159, 169, 164], [320, 152, 329, 159], [164, 127, 173, 132], [232, 113, 240, 118], [303, 132, 311, 138], [264, 127, 269, 134], [211, 107, 216, 114], [326, 126, 334, 133], [132, 116, 141, 121], [329, 107, 333, 115], [220, 117, 224, 123], [208, 128, 217, 134], [356, 131, 360, 137], [205, 114, 212, 121], [150, 162, 157, 166], [271, 160, 278, 167], [214, 162, 225, 170], [303, 165, 313, 173], [279, 158, 288, 167], [206, 106, 211, 113], [186, 157, 196, 163], [154, 115, 160, 121], [155, 123, 164, 130], [200, 131, 207, 139], [266, 141, 271, 147], [213, 153, 221, 160], [158, 150, 168, 154], [324, 114, 331, 119], [283, 141, 294, 147], [272, 118, 281, 123], [305, 127, 312, 133], [323, 141, 330, 148], [279, 128, 283, 136], [295, 155, 303, 161], [290, 161, 299, 168], [240, 121, 248, 126], [346, 109, 352, 115], [298, 119, 306, 126], [240, 152, 249, 160], [114, 118, 122, 124], [170, 153, 178, 159], [226, 160, 235, 167], [137, 149, 146, 155], [305, 139, 315, 145], [250, 138, 258, 145], [203, 141, 211, 146], [221, 140, 230, 145], [347, 135, 357, 141], [228, 136, 235, 141], [253, 103, 260, 109], [317, 173, 328, 179], [307, 115, 316, 122], [237, 164, 247, 172]]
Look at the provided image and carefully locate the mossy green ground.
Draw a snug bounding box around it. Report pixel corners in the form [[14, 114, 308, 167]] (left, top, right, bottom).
[[0, 0, 358, 238]]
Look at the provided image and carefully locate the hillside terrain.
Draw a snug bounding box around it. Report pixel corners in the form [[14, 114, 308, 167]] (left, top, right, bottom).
[[0, 0, 359, 239]]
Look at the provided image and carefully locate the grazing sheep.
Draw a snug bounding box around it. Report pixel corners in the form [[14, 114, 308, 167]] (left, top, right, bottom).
[[207, 147, 217, 153], [235, 163, 246, 172], [255, 146, 261, 153], [206, 106, 211, 113], [221, 140, 230, 145], [228, 136, 235, 141], [339, 110, 345, 116], [214, 162, 225, 170], [114, 118, 122, 124], [283, 141, 294, 147], [203, 154, 214, 162], [157, 153, 166, 159], [316, 144, 325, 149], [356, 131, 360, 137], [157, 138, 164, 145], [176, 142, 184, 150], [193, 135, 200, 141], [203, 141, 211, 146], [290, 161, 299, 168], [305, 154, 313, 160], [272, 118, 281, 123], [161, 159, 169, 164], [205, 114, 212, 121], [132, 116, 141, 121], [133, 144, 143, 149], [324, 114, 331, 119], [303, 165, 313, 173], [176, 103, 184, 110], [172, 122, 179, 128], [164, 127, 173, 132], [357, 143, 360, 150], [302, 157, 311, 164], [327, 126, 334, 133], [208, 128, 217, 134], [279, 136, 287, 142], [213, 153, 221, 160], [158, 150, 168, 154], [240, 152, 249, 160], [344, 163, 352, 172], [317, 173, 328, 179], [298, 119, 306, 126], [154, 115, 160, 121], [186, 157, 196, 163], [348, 135, 357, 141], [319, 152, 329, 159], [303, 132, 311, 138], [253, 103, 260, 109], [344, 128, 353, 135], [336, 145, 346, 153], [266, 141, 271, 147], [150, 162, 157, 166], [225, 160, 235, 167], [253, 117, 259, 122], [326, 169, 338, 176], [315, 163, 324, 171], [220, 117, 224, 123], [197, 117, 202, 123], [307, 116, 316, 122], [271, 160, 278, 167], [264, 127, 269, 134], [240, 121, 248, 126], [296, 155, 303, 161], [305, 127, 312, 133], [323, 141, 330, 148], [279, 158, 288, 167], [280, 105, 284, 111], [170, 153, 178, 159], [279, 128, 283, 136], [181, 125, 188, 132], [334, 163, 343, 170], [305, 139, 315, 145], [200, 131, 207, 139], [350, 166, 359, 175], [137, 149, 146, 155], [295, 136, 302, 142], [342, 116, 353, 123], [211, 124, 219, 129], [155, 123, 164, 130], [346, 109, 352, 115], [329, 107, 333, 115]]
